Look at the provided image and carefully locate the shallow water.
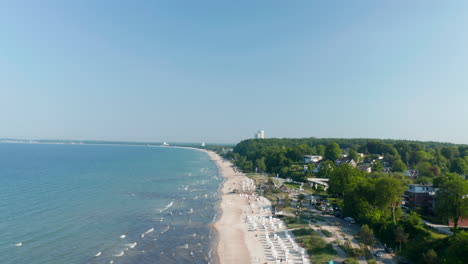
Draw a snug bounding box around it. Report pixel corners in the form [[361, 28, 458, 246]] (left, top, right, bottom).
[[0, 143, 221, 264]]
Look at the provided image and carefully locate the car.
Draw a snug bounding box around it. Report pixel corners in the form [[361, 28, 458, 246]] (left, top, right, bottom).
[[344, 217, 356, 223], [374, 251, 383, 257], [385, 247, 394, 253]]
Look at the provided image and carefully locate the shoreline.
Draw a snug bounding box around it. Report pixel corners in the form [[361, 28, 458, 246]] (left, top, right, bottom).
[[199, 149, 274, 264], [205, 150, 252, 264]]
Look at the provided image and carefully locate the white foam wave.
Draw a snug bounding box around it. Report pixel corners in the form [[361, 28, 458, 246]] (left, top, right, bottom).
[[95, 251, 102, 257], [141, 228, 154, 238], [159, 201, 174, 212], [113, 251, 124, 257], [126, 242, 137, 249], [15, 242, 22, 247], [120, 234, 126, 239], [161, 225, 170, 234]]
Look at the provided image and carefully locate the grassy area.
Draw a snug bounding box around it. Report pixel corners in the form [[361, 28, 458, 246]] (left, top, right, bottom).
[[284, 182, 301, 189], [321, 229, 334, 237], [264, 193, 279, 206], [427, 229, 448, 239], [293, 228, 338, 264], [282, 216, 310, 229], [246, 173, 267, 185]]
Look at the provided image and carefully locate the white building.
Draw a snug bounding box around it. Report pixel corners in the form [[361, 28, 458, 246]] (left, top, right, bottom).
[[254, 130, 265, 139], [303, 155, 323, 164]]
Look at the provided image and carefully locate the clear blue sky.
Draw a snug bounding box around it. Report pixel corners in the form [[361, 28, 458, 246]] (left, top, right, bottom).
[[1, 1, 468, 144]]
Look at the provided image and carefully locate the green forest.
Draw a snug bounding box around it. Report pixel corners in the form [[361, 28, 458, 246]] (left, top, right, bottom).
[[221, 137, 468, 264]]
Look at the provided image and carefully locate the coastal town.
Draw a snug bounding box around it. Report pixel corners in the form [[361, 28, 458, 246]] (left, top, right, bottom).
[[208, 132, 468, 264]]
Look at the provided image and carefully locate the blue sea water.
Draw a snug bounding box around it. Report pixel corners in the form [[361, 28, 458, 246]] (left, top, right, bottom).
[[0, 143, 222, 264]]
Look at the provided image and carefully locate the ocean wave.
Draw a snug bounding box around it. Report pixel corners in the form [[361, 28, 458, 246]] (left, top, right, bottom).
[[113, 251, 124, 257], [141, 227, 154, 238], [95, 251, 102, 257], [159, 201, 174, 212], [161, 225, 170, 234], [126, 242, 137, 249], [15, 242, 22, 247]]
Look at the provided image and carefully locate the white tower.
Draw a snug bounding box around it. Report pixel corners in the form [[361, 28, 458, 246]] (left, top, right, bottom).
[[254, 130, 265, 139]]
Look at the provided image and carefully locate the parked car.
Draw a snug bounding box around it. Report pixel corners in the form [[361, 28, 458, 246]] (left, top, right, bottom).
[[374, 251, 383, 257], [344, 217, 356, 224], [385, 247, 394, 253]]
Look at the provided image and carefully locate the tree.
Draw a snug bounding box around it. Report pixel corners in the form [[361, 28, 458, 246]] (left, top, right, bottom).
[[433, 173, 460, 188], [297, 194, 305, 208], [307, 163, 315, 174], [359, 225, 376, 247], [441, 146, 459, 160], [436, 177, 468, 230], [422, 249, 438, 264], [450, 158, 468, 175], [255, 157, 266, 172], [325, 142, 341, 161], [315, 145, 326, 156], [392, 159, 407, 172], [406, 211, 423, 229], [414, 150, 432, 163], [316, 160, 335, 178], [374, 177, 405, 223], [348, 149, 359, 162], [394, 226, 408, 252], [329, 164, 362, 197], [418, 162, 440, 178]]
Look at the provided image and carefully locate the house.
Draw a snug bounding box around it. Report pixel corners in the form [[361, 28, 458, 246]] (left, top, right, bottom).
[[405, 169, 419, 179], [357, 153, 365, 158], [449, 218, 468, 228], [312, 161, 332, 173], [335, 158, 357, 167], [358, 165, 372, 173], [303, 155, 323, 164], [403, 184, 437, 212], [383, 167, 393, 174]]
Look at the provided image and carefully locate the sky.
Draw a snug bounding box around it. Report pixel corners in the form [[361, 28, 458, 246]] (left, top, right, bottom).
[[1, 0, 468, 144]]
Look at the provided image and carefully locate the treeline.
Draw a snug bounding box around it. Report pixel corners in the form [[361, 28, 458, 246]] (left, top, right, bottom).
[[228, 137, 468, 263], [229, 138, 468, 183]]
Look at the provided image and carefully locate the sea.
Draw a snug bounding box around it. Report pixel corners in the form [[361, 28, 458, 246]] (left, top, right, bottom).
[[0, 143, 222, 264]]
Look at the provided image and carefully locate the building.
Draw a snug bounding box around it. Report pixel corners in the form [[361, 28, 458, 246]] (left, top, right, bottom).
[[254, 130, 265, 139], [403, 184, 437, 212], [303, 155, 323, 164], [405, 169, 419, 179], [358, 165, 372, 173], [449, 218, 468, 228], [335, 158, 357, 168]]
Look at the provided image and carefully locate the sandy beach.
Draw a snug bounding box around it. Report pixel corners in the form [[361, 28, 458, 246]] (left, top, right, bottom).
[[206, 151, 256, 264], [202, 150, 309, 264]]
